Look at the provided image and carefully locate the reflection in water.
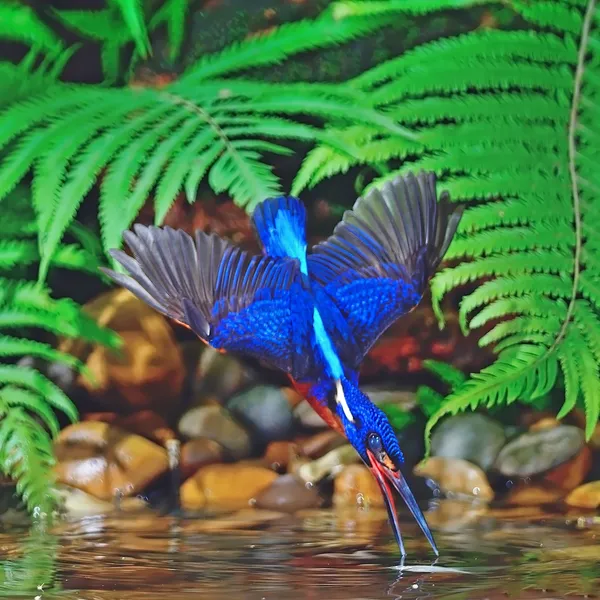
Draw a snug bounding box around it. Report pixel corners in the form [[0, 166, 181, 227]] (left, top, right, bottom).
[[0, 507, 598, 599]]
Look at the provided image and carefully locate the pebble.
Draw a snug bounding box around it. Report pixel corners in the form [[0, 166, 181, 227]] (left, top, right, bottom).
[[263, 441, 297, 471], [54, 422, 169, 500], [363, 387, 418, 410], [424, 499, 486, 531], [504, 482, 565, 506], [57, 485, 147, 517], [414, 457, 494, 502], [180, 463, 278, 510], [193, 346, 255, 400], [333, 464, 384, 508], [227, 385, 295, 443], [544, 445, 592, 491], [430, 413, 506, 471], [180, 438, 225, 479], [299, 430, 346, 459], [494, 425, 585, 477], [565, 481, 600, 509], [255, 474, 322, 513], [293, 400, 328, 429], [296, 445, 360, 483], [178, 405, 251, 460], [82, 410, 175, 445], [58, 288, 185, 415]]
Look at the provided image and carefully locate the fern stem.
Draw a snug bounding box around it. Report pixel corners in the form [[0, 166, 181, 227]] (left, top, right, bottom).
[[548, 0, 594, 355]]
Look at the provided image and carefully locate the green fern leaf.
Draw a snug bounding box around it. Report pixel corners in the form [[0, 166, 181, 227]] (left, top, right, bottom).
[[0, 387, 60, 438], [0, 365, 78, 423], [109, 0, 151, 58]]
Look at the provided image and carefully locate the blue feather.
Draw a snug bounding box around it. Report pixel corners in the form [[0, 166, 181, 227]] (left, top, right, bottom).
[[308, 171, 463, 367], [252, 196, 308, 274]]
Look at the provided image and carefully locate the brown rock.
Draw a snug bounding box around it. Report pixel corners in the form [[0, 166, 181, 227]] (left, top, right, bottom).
[[333, 464, 384, 508], [529, 417, 561, 431], [263, 441, 297, 471], [544, 445, 592, 491], [281, 386, 304, 408], [565, 481, 600, 509], [425, 499, 486, 531], [255, 474, 322, 513], [54, 422, 169, 500], [180, 438, 224, 480], [414, 457, 494, 502], [181, 463, 277, 510], [58, 485, 147, 517], [82, 410, 175, 445], [299, 430, 346, 459], [591, 423, 600, 450], [59, 289, 184, 415], [505, 482, 565, 506]]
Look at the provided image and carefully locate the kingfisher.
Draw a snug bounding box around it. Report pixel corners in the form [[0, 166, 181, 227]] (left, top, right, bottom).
[[101, 170, 463, 557]]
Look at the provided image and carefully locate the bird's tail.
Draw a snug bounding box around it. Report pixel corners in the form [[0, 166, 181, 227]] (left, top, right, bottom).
[[252, 196, 308, 270]]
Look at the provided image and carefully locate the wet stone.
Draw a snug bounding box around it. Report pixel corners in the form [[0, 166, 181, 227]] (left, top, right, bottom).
[[180, 438, 225, 479], [57, 485, 147, 517], [54, 421, 170, 501], [504, 482, 565, 506], [178, 405, 251, 460], [333, 464, 384, 508], [494, 425, 585, 477], [299, 430, 346, 459], [263, 440, 297, 471], [255, 474, 322, 513], [293, 400, 328, 429], [414, 456, 494, 502], [565, 481, 600, 509], [227, 385, 295, 443], [180, 463, 278, 511], [296, 445, 360, 483], [544, 445, 592, 491], [430, 413, 506, 471]]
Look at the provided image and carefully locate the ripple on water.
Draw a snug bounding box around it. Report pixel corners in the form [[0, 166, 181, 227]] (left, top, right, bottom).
[[0, 508, 598, 600]]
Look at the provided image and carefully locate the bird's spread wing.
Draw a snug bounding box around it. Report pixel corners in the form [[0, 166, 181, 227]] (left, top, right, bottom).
[[307, 171, 463, 368], [101, 225, 315, 379]]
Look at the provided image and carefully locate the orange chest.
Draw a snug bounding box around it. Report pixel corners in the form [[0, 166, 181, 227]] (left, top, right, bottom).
[[291, 380, 345, 436]]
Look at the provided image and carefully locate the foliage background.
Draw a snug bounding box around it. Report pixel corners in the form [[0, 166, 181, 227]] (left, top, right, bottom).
[[0, 0, 598, 516]]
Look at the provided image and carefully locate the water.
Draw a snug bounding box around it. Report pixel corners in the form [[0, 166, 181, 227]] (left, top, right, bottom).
[[1, 505, 598, 599]]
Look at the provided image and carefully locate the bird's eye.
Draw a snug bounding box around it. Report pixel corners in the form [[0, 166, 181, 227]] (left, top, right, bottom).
[[367, 432, 383, 454]]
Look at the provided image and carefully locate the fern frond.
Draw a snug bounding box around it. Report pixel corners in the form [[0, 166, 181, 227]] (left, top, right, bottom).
[[424, 344, 558, 453], [183, 5, 398, 83], [0, 407, 57, 516], [0, 4, 65, 56], [109, 0, 151, 58]]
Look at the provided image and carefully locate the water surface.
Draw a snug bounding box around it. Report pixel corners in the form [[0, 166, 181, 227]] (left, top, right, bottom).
[[1, 506, 598, 599]]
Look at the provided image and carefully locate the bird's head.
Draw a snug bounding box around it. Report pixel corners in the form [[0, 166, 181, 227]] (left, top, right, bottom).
[[335, 378, 438, 557]]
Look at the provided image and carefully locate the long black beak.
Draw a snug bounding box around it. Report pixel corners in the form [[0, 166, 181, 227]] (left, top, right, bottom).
[[367, 449, 439, 557]]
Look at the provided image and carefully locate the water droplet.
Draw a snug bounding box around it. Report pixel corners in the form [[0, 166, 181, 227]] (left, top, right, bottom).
[[473, 486, 481, 495]]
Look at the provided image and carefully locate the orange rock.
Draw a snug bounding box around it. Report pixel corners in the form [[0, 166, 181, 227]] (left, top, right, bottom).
[[180, 438, 224, 479], [281, 386, 304, 408], [54, 421, 169, 500], [414, 457, 494, 502], [299, 430, 346, 459], [591, 423, 600, 451], [181, 463, 277, 510], [505, 482, 565, 506], [530, 417, 560, 432], [83, 410, 175, 445], [263, 441, 297, 471], [565, 481, 600, 509], [333, 464, 384, 508], [544, 445, 592, 491], [59, 289, 184, 415]]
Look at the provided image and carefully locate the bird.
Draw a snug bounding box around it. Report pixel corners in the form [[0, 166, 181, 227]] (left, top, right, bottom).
[[100, 170, 463, 557]]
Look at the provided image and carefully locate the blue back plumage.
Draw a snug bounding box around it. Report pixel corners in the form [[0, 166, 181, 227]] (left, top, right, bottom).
[[252, 196, 308, 274]]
